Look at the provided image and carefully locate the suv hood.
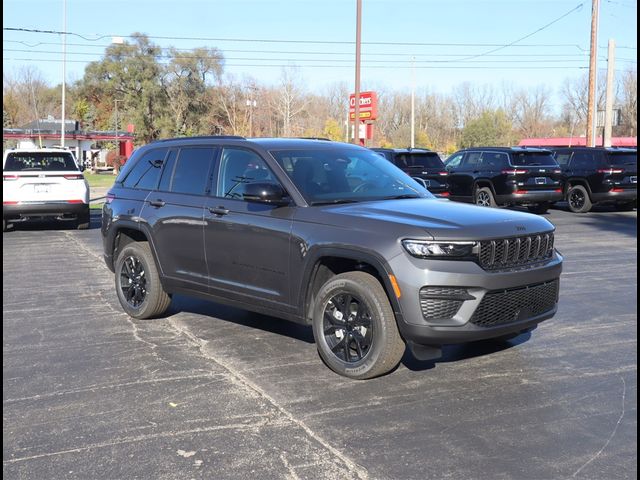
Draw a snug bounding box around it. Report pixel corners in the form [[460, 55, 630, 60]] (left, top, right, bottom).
[[318, 198, 555, 240]]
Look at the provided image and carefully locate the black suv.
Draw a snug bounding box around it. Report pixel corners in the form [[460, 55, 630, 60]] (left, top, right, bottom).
[[444, 147, 563, 214], [371, 148, 449, 197], [549, 147, 637, 213], [102, 137, 562, 379]]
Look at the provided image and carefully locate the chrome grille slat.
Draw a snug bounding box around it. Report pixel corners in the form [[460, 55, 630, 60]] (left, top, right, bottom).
[[478, 232, 554, 271]]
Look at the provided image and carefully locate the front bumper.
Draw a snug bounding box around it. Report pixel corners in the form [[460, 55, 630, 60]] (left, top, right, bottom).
[[389, 250, 563, 347]]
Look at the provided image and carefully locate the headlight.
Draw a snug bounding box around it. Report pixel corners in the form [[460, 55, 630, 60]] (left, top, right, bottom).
[[402, 240, 478, 259]]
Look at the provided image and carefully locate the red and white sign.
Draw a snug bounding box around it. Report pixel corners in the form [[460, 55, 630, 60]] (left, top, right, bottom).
[[349, 91, 378, 120]]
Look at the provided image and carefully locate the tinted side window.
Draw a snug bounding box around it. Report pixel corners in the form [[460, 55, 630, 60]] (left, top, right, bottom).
[[445, 153, 464, 170], [217, 148, 276, 199], [569, 151, 596, 169], [157, 150, 177, 192], [480, 152, 508, 170], [171, 147, 216, 195], [463, 152, 483, 168], [553, 151, 571, 166], [122, 148, 168, 190]]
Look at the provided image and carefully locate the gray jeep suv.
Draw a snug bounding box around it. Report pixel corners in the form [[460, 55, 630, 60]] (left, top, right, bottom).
[[102, 137, 563, 379]]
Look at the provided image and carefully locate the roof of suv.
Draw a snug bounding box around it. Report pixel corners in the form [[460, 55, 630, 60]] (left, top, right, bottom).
[[455, 146, 552, 154], [148, 136, 356, 150], [371, 148, 433, 153], [548, 146, 637, 152]]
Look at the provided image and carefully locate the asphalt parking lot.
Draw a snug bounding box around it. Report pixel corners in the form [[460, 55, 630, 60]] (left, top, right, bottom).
[[3, 205, 637, 480]]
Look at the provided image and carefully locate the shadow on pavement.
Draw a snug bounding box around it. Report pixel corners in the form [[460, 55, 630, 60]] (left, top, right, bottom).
[[4, 210, 101, 232], [401, 331, 532, 372]]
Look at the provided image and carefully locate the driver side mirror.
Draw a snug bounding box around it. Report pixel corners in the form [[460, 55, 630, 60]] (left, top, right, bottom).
[[243, 182, 290, 206]]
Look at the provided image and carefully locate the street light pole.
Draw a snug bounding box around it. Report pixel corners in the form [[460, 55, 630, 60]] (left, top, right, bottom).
[[353, 0, 362, 145], [410, 56, 415, 148]]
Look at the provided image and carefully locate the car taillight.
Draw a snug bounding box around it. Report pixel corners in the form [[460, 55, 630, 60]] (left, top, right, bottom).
[[502, 169, 527, 175], [597, 168, 624, 174], [67, 200, 84, 204], [438, 171, 448, 176], [3, 175, 19, 181], [439, 192, 450, 197], [106, 193, 115, 204], [610, 188, 625, 192], [514, 190, 528, 194], [3, 201, 19, 205], [554, 169, 561, 174], [64, 174, 84, 180]]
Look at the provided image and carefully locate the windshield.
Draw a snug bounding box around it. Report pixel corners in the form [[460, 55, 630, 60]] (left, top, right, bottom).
[[510, 152, 558, 167], [269, 147, 434, 204], [395, 153, 444, 169], [606, 152, 637, 166], [4, 151, 78, 171]]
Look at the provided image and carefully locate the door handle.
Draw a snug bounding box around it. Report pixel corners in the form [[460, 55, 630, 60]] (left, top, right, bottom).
[[208, 206, 229, 216], [149, 199, 166, 208]]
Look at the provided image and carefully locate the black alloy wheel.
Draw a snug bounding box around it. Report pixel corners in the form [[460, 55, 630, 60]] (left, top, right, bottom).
[[567, 185, 592, 213], [323, 293, 373, 363], [120, 255, 147, 308]]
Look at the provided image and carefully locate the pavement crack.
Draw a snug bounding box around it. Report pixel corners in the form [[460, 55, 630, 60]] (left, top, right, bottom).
[[570, 375, 627, 478], [168, 318, 369, 480]]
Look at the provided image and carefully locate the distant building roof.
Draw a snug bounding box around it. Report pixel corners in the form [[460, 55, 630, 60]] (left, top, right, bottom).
[[519, 137, 637, 147]]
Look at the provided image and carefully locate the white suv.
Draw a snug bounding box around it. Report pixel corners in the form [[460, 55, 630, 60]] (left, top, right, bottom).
[[3, 148, 90, 231]]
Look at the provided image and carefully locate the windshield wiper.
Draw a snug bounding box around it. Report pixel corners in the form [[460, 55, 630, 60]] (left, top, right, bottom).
[[310, 199, 361, 206], [382, 194, 421, 200]]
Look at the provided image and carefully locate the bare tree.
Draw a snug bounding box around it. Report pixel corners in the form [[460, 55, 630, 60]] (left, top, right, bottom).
[[617, 68, 637, 137], [271, 66, 309, 137]]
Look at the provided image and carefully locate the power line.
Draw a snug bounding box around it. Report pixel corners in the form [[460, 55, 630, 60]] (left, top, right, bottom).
[[3, 27, 592, 50], [452, 2, 585, 62]]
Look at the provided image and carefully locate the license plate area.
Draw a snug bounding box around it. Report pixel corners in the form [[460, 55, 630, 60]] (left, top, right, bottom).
[[631, 176, 637, 184], [34, 184, 50, 194], [535, 177, 547, 185]]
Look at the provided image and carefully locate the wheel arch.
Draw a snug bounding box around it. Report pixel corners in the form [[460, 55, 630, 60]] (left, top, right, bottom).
[[108, 221, 165, 278], [565, 178, 593, 198], [299, 247, 403, 326]]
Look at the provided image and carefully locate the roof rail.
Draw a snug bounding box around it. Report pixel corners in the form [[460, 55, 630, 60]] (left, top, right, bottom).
[[297, 137, 332, 141], [153, 135, 246, 143]]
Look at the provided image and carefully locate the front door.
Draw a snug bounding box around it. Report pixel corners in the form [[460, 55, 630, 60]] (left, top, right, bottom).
[[203, 146, 294, 309]]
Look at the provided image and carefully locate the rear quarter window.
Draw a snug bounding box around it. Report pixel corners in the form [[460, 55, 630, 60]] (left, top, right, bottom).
[[121, 148, 168, 190]]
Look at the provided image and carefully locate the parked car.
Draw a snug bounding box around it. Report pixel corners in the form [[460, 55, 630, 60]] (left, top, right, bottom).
[[443, 147, 563, 214], [549, 146, 637, 213], [370, 148, 449, 197], [3, 147, 90, 231], [102, 137, 562, 379]]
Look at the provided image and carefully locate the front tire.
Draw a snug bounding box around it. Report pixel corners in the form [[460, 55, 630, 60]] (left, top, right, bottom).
[[475, 187, 497, 207], [114, 241, 171, 319], [567, 185, 592, 213], [312, 272, 405, 380]]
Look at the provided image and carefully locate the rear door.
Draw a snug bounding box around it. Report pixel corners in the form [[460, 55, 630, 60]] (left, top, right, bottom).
[[508, 151, 562, 192], [144, 146, 217, 290]]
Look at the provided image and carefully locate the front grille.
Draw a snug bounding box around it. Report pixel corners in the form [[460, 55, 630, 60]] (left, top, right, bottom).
[[478, 232, 554, 270], [419, 286, 473, 321], [471, 279, 559, 327]]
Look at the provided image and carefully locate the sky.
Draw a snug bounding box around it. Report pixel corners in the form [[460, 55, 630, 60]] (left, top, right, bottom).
[[2, 0, 638, 107]]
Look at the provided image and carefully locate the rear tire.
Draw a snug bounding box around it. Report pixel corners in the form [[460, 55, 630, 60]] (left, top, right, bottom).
[[527, 202, 550, 214], [474, 187, 497, 207], [567, 185, 592, 213], [114, 241, 171, 319], [312, 271, 405, 380]]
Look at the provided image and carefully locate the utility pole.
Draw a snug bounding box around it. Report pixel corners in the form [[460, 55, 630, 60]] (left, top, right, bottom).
[[603, 39, 616, 147], [410, 56, 415, 148], [61, 0, 66, 147], [586, 0, 600, 147], [353, 0, 362, 145]]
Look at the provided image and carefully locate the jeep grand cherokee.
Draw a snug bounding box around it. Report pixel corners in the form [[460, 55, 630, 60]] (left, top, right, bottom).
[[102, 137, 563, 379]]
